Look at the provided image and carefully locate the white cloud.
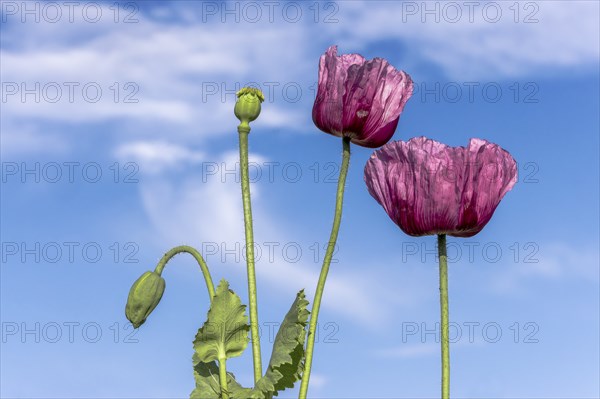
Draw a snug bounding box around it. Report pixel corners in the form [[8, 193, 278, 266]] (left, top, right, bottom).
[[375, 337, 485, 359], [489, 241, 599, 294], [6, 1, 596, 159], [114, 140, 204, 174], [375, 343, 438, 358], [519, 242, 599, 281], [0, 120, 69, 156], [306, 373, 327, 390], [329, 1, 599, 79], [259, 104, 307, 130], [138, 150, 265, 243], [0, 3, 317, 156], [134, 148, 397, 326]]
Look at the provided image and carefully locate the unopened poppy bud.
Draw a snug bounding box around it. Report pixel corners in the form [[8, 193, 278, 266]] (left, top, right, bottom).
[[125, 271, 166, 328], [234, 87, 264, 130]]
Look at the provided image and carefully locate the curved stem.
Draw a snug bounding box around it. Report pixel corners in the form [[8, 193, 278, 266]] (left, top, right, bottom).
[[438, 234, 450, 399], [238, 125, 262, 383], [299, 137, 351, 399], [218, 356, 229, 399], [154, 245, 215, 300]]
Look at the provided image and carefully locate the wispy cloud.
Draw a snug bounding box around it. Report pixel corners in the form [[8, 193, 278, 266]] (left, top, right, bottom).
[[5, 1, 597, 159], [375, 342, 438, 359], [329, 1, 599, 79], [132, 148, 399, 326], [1, 3, 318, 156], [114, 140, 204, 174], [375, 336, 486, 359], [487, 241, 600, 294], [524, 243, 599, 281], [0, 120, 70, 156]]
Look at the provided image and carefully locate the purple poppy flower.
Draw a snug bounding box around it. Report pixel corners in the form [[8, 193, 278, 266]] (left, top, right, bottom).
[[364, 137, 517, 237], [312, 45, 414, 148]]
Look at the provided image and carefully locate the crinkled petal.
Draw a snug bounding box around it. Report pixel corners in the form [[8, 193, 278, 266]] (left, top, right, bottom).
[[358, 67, 413, 148], [453, 139, 518, 237], [364, 137, 517, 237], [313, 45, 365, 139], [313, 45, 413, 148]]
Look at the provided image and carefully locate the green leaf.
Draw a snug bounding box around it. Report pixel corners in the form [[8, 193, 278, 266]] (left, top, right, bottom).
[[191, 354, 252, 399], [190, 286, 308, 399], [193, 279, 250, 363], [190, 357, 221, 399], [230, 385, 263, 399], [255, 290, 309, 396]]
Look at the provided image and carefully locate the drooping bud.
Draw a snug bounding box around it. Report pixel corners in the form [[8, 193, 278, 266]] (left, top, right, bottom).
[[234, 87, 264, 130], [125, 271, 166, 328]]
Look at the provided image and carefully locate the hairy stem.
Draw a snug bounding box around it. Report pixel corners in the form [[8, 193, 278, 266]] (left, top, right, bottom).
[[154, 245, 215, 299], [438, 234, 450, 399], [298, 137, 351, 399], [238, 125, 262, 383]]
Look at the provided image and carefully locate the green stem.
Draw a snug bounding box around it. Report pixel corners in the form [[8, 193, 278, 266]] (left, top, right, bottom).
[[438, 234, 450, 399], [238, 124, 262, 383], [218, 356, 229, 399], [299, 137, 351, 399], [154, 245, 215, 299]]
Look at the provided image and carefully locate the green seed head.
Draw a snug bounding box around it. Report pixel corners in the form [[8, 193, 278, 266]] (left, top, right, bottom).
[[125, 271, 166, 328], [234, 87, 264, 129]]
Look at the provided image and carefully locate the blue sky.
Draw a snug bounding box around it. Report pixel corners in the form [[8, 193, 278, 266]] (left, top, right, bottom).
[[1, 1, 599, 398]]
